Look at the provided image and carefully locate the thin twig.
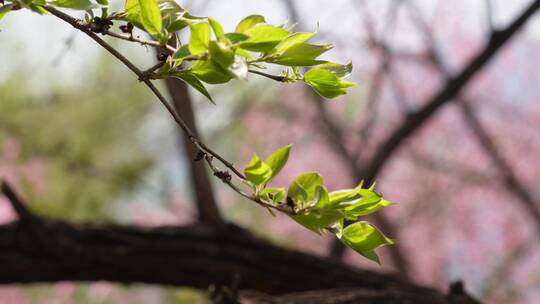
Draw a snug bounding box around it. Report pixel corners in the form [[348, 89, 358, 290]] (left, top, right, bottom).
[[103, 30, 176, 54], [0, 180, 33, 220]]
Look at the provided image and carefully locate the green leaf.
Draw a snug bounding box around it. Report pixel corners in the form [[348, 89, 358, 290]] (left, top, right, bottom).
[[125, 0, 144, 29], [317, 62, 353, 78], [273, 32, 315, 54], [270, 43, 332, 66], [138, 0, 162, 36], [208, 17, 224, 38], [209, 41, 234, 70], [171, 71, 214, 104], [207, 41, 248, 80], [287, 181, 308, 206], [340, 222, 395, 255], [287, 173, 323, 203], [191, 59, 233, 84], [304, 68, 355, 99], [244, 154, 272, 187], [52, 0, 97, 10], [168, 19, 190, 32], [328, 189, 360, 206], [235, 14, 265, 33], [235, 48, 254, 60], [96, 0, 108, 5], [359, 250, 381, 264], [344, 190, 393, 217], [292, 207, 344, 234], [172, 44, 191, 65], [259, 187, 285, 205], [189, 22, 211, 54], [241, 25, 290, 52], [265, 144, 291, 179], [314, 185, 331, 208], [224, 32, 250, 43], [347, 198, 393, 217]]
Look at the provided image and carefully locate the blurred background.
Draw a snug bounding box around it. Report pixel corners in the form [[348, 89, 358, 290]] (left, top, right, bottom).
[[1, 0, 540, 303]]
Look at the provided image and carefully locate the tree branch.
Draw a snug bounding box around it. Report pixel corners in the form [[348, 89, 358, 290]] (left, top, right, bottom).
[[0, 189, 479, 303], [361, 0, 540, 185]]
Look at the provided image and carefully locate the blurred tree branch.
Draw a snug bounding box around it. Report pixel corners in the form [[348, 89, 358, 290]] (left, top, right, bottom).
[[157, 38, 224, 225], [0, 181, 480, 304]]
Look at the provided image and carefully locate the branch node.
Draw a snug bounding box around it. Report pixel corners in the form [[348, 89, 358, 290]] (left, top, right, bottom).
[[193, 150, 206, 162], [214, 170, 232, 183]]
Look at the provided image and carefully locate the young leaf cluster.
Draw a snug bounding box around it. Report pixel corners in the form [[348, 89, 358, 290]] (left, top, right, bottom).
[[0, 0, 355, 102], [243, 145, 395, 263]]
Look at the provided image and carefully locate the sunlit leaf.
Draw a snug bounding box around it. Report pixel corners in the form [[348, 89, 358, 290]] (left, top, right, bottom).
[[139, 0, 162, 36], [265, 144, 291, 179], [244, 154, 272, 186], [208, 17, 224, 38], [224, 32, 250, 43], [317, 62, 353, 78], [259, 187, 285, 204], [235, 14, 265, 33], [241, 25, 289, 52], [189, 22, 211, 54], [171, 71, 214, 104], [270, 43, 332, 66], [292, 207, 344, 234], [287, 173, 323, 204], [168, 19, 190, 32], [304, 68, 355, 99], [340, 222, 395, 255], [124, 0, 144, 29], [272, 31, 315, 54], [191, 59, 233, 84], [209, 41, 234, 68]]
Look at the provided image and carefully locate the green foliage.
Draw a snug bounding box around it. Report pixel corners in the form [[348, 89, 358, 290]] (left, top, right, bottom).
[[304, 68, 356, 99], [244, 146, 395, 261], [189, 22, 211, 54], [235, 14, 265, 33], [0, 0, 355, 102], [138, 0, 162, 38], [265, 144, 291, 179], [244, 154, 273, 187], [339, 222, 395, 263]]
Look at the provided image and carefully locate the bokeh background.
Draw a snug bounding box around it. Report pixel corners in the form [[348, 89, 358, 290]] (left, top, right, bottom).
[[2, 0, 540, 303]]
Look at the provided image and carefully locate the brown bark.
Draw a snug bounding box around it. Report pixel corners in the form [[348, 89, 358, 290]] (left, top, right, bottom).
[[0, 182, 480, 303]]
